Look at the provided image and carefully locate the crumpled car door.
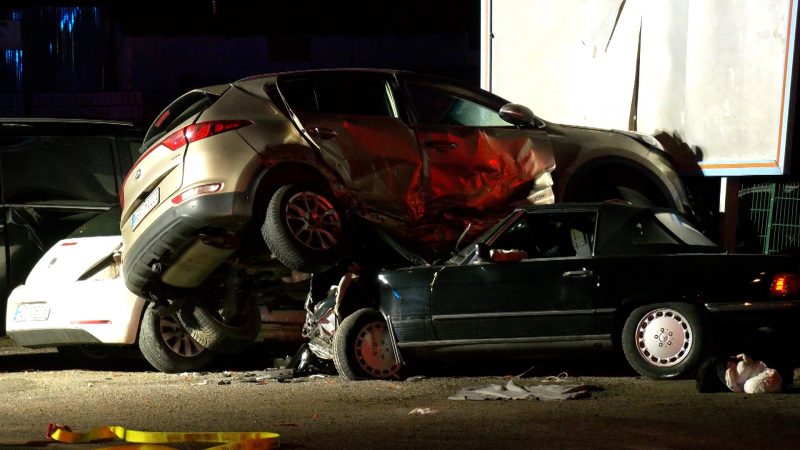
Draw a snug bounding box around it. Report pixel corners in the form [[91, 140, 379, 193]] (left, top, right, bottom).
[[417, 126, 554, 215], [404, 80, 555, 222], [280, 75, 425, 225]]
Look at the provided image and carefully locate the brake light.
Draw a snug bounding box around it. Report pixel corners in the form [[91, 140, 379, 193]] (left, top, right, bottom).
[[160, 120, 252, 151], [770, 273, 800, 296], [121, 120, 251, 207]]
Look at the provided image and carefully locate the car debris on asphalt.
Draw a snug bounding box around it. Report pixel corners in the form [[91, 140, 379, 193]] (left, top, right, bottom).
[[448, 379, 602, 401]]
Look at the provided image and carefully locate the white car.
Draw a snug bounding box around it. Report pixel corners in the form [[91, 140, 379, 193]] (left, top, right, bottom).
[[6, 214, 305, 373]]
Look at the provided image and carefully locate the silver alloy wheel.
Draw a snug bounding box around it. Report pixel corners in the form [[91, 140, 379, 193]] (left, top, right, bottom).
[[159, 315, 205, 358], [634, 308, 692, 367], [354, 321, 400, 378], [285, 191, 342, 251]]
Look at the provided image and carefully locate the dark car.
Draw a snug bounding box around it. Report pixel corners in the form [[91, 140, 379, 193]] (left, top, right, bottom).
[[0, 118, 142, 335], [331, 203, 800, 380], [119, 69, 689, 352]]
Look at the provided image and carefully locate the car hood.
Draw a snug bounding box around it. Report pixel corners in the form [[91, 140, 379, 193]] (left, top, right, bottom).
[[25, 235, 122, 285]]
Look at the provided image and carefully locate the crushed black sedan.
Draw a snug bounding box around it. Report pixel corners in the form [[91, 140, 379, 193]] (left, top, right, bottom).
[[331, 203, 800, 380]]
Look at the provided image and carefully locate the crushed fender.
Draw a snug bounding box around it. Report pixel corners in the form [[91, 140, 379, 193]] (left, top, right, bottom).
[[46, 422, 279, 449]]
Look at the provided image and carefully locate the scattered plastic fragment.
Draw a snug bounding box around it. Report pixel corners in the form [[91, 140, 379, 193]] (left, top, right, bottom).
[[409, 407, 438, 415], [540, 372, 570, 383], [405, 375, 427, 382]]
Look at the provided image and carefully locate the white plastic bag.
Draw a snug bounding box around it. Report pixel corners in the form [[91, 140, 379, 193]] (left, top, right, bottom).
[[724, 354, 782, 394]]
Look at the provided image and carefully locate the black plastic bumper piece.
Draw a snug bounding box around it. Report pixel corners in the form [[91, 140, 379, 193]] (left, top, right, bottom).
[[122, 192, 252, 298]]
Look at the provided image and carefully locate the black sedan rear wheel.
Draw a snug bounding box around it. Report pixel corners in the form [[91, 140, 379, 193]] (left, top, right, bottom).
[[621, 302, 706, 379], [262, 184, 348, 273], [333, 308, 402, 380], [138, 304, 214, 373]]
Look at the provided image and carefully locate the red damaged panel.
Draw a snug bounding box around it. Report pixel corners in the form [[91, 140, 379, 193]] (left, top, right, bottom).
[[297, 112, 555, 258], [421, 127, 555, 215], [301, 114, 425, 223]]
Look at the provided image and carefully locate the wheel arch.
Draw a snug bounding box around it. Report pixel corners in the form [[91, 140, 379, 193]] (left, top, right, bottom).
[[246, 161, 347, 232], [561, 156, 677, 209]]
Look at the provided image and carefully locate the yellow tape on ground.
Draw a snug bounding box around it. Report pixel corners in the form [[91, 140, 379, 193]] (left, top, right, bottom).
[[46, 422, 279, 449]]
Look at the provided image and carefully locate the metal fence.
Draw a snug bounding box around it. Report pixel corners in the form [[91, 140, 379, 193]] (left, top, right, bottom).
[[738, 182, 800, 254]]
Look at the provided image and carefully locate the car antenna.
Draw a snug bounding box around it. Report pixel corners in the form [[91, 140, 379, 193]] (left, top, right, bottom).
[[455, 223, 472, 252]]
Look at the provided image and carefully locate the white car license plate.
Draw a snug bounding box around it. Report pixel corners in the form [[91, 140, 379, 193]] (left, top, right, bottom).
[[131, 187, 160, 231], [12, 303, 50, 322]]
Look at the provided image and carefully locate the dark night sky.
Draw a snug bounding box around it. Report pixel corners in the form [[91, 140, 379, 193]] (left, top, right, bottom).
[[116, 1, 479, 38], [0, 1, 483, 119]]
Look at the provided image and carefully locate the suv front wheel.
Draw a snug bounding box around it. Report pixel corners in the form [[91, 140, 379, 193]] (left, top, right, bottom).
[[262, 184, 348, 273]]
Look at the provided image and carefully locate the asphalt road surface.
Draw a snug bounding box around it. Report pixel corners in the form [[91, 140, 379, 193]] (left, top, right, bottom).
[[1, 337, 800, 449]]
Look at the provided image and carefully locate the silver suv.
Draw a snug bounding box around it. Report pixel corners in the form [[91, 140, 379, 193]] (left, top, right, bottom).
[[120, 69, 688, 350]]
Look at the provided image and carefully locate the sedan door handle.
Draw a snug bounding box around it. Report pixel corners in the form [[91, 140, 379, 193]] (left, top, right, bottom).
[[307, 127, 338, 140], [562, 269, 594, 278], [424, 140, 458, 151]]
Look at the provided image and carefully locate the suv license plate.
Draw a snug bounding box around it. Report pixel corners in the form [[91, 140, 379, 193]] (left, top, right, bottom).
[[13, 303, 50, 322], [131, 187, 160, 231]]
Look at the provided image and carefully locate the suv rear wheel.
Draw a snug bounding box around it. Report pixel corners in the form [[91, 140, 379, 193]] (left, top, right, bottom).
[[262, 184, 348, 273]]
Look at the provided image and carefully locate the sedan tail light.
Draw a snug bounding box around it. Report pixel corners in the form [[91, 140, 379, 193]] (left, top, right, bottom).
[[770, 273, 800, 296]]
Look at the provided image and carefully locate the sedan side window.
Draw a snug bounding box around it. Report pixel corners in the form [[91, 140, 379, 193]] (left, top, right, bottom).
[[489, 211, 597, 259]]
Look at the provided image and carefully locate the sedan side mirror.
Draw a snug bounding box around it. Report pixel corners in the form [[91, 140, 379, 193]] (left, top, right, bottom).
[[499, 103, 535, 126]]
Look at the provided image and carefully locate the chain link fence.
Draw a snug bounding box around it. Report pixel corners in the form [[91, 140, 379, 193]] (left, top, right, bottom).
[[738, 182, 800, 254]]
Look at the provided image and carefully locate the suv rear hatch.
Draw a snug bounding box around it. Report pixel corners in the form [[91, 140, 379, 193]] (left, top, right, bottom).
[[121, 87, 227, 223]]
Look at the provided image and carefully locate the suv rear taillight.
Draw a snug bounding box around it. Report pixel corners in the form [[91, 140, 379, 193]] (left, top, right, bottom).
[[121, 120, 252, 208], [770, 273, 800, 297], [160, 120, 252, 151]]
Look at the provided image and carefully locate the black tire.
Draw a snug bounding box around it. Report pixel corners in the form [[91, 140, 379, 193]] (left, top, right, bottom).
[[332, 308, 402, 380], [138, 304, 214, 373], [177, 301, 261, 354], [262, 184, 348, 273], [621, 302, 707, 380]]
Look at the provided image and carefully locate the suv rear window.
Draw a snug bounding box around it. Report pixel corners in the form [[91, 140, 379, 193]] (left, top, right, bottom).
[[142, 91, 217, 152]]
